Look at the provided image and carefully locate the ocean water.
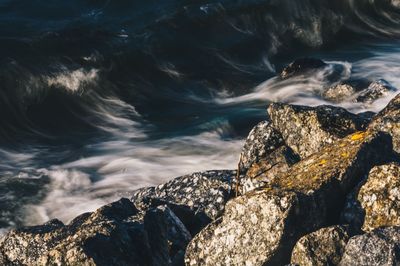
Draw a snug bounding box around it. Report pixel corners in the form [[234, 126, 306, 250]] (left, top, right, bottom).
[[0, 0, 400, 231]]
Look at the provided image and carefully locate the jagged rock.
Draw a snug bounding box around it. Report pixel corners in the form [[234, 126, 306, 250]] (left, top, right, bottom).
[[185, 131, 392, 266], [238, 121, 284, 175], [0, 198, 191, 265], [323, 84, 356, 103], [369, 93, 400, 153], [291, 225, 352, 266], [356, 79, 397, 104], [242, 145, 300, 194], [339, 227, 400, 265], [268, 103, 369, 158], [131, 170, 236, 234], [280, 58, 327, 79]]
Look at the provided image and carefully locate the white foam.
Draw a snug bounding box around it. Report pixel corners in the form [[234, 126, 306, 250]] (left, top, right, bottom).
[[47, 68, 98, 93]]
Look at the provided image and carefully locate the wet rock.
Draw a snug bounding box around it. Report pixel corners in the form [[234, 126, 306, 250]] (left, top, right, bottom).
[[0, 198, 191, 265], [185, 131, 392, 266], [322, 84, 356, 103], [369, 93, 400, 153], [356, 79, 397, 104], [238, 121, 284, 175], [280, 58, 327, 79], [131, 170, 236, 234], [241, 145, 300, 194], [268, 103, 369, 158], [339, 227, 400, 266], [291, 225, 352, 266]]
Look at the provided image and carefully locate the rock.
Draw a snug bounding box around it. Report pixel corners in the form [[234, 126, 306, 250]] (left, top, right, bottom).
[[323, 84, 356, 103], [339, 227, 400, 265], [280, 58, 327, 79], [369, 93, 400, 153], [348, 163, 400, 232], [268, 103, 369, 158], [238, 121, 285, 175], [185, 131, 392, 266], [0, 198, 191, 265], [131, 170, 236, 234], [356, 79, 397, 104], [291, 225, 352, 266], [242, 145, 300, 194]]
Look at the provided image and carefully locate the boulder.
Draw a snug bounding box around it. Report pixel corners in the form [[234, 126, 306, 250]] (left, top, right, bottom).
[[291, 225, 352, 266], [185, 131, 392, 266], [356, 79, 397, 104], [369, 93, 400, 153], [0, 198, 191, 265], [280, 58, 327, 79], [322, 84, 356, 103], [131, 170, 236, 234], [339, 227, 400, 266], [268, 103, 369, 158]]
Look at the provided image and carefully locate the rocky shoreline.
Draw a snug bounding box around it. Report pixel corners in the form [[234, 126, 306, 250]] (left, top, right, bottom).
[[1, 59, 400, 265]]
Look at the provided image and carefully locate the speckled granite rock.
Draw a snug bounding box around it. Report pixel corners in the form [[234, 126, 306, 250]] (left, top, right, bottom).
[[131, 170, 236, 234], [291, 225, 352, 266], [280, 58, 327, 79], [238, 121, 285, 175], [185, 131, 391, 266], [356, 79, 397, 104], [242, 145, 300, 194], [323, 84, 356, 103], [268, 103, 368, 158], [339, 227, 400, 266], [369, 93, 400, 153], [0, 199, 191, 266]]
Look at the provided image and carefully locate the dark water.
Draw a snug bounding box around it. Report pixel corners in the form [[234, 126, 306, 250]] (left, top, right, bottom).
[[0, 0, 400, 232]]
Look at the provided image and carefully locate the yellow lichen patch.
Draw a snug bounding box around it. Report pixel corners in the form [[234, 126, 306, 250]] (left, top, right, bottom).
[[350, 132, 366, 141], [341, 152, 349, 158], [318, 159, 327, 166]]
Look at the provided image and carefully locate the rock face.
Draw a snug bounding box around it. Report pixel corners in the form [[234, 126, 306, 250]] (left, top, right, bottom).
[[323, 84, 356, 103], [369, 93, 400, 153], [356, 79, 397, 104], [0, 199, 191, 266], [280, 58, 327, 79], [339, 227, 400, 266], [185, 131, 392, 266], [131, 170, 236, 234], [268, 103, 369, 158], [291, 226, 352, 266]]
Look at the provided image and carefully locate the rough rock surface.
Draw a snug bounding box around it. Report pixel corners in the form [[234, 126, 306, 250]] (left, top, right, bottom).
[[268, 103, 369, 158], [323, 84, 356, 103], [339, 227, 400, 266], [291, 225, 352, 266], [280, 58, 327, 79], [185, 131, 392, 266], [356, 79, 397, 104], [0, 199, 191, 265], [242, 145, 300, 194], [369, 93, 400, 153], [131, 170, 236, 234], [238, 121, 284, 175]]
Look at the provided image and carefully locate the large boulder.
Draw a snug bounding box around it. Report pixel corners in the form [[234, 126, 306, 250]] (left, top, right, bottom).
[[291, 225, 352, 266], [131, 170, 236, 234], [322, 84, 356, 103], [268, 103, 368, 158], [0, 199, 191, 265], [185, 131, 392, 266], [280, 58, 327, 79], [369, 93, 400, 153], [339, 227, 400, 266]]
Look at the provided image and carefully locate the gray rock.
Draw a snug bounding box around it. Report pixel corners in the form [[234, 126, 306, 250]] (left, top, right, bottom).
[[356, 79, 397, 104], [339, 227, 400, 266], [291, 225, 352, 266], [369, 93, 400, 153], [131, 170, 236, 234], [280, 58, 327, 79], [268, 103, 369, 158], [323, 84, 356, 103]]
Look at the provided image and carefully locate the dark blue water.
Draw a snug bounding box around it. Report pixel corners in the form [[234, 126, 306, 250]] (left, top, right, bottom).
[[0, 0, 400, 232]]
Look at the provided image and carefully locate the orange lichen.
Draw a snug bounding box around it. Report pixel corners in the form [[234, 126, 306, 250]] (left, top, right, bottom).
[[350, 132, 366, 141]]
